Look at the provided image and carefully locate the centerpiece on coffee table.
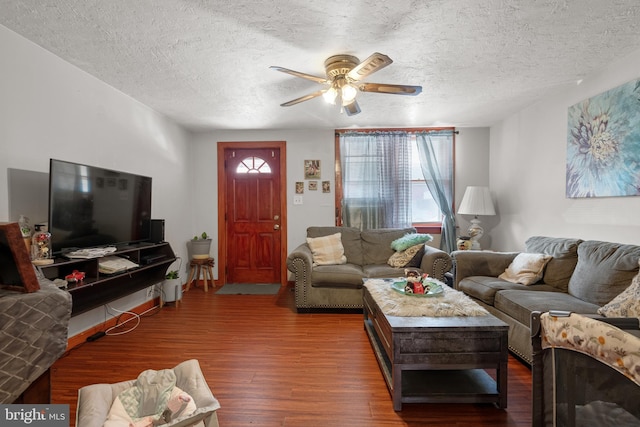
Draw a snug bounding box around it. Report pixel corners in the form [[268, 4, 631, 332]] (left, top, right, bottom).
[[391, 268, 443, 297]]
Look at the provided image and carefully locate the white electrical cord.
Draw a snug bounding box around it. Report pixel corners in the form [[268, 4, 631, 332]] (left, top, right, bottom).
[[104, 302, 159, 336], [100, 257, 184, 337]]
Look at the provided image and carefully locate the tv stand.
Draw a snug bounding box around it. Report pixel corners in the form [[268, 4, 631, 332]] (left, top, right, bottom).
[[38, 242, 175, 316]]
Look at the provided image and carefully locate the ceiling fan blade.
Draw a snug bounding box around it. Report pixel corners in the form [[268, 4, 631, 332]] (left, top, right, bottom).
[[343, 100, 361, 116], [347, 52, 393, 81], [270, 66, 329, 84], [358, 82, 422, 96], [280, 90, 325, 107]]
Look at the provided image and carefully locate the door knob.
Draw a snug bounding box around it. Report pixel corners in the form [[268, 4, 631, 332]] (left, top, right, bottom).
[[274, 224, 280, 230]]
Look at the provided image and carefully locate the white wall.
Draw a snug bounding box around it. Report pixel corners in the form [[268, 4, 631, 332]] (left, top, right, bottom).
[[454, 127, 493, 247], [490, 47, 640, 251], [0, 25, 193, 336]]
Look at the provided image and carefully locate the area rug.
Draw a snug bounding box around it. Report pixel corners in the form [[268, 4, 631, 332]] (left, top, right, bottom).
[[364, 279, 488, 317], [215, 283, 281, 295]]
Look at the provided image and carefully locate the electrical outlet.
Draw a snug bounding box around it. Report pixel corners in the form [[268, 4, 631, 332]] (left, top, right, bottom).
[[146, 287, 154, 298]]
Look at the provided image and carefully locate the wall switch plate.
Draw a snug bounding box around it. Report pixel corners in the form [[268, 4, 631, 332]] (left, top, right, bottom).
[[293, 195, 303, 205]]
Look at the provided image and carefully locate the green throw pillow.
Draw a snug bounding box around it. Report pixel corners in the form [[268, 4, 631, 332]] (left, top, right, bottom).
[[390, 233, 433, 252]]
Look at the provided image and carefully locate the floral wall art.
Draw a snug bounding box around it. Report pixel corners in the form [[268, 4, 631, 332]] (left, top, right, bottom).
[[566, 78, 640, 198]]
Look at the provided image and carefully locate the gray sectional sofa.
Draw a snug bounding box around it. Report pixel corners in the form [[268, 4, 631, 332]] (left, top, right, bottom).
[[287, 226, 452, 311], [452, 236, 640, 363]]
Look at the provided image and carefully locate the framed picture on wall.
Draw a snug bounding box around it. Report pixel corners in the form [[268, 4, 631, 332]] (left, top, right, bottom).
[[304, 160, 321, 179], [566, 77, 640, 198], [295, 182, 304, 194], [322, 181, 331, 193], [308, 181, 318, 191]]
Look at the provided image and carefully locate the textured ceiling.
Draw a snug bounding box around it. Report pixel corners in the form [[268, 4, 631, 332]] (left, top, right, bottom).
[[1, 0, 640, 131]]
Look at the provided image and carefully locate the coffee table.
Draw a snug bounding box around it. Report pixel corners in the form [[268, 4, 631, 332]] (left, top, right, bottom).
[[363, 281, 509, 411]]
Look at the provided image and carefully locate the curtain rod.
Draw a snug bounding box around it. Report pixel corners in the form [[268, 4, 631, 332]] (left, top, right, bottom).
[[335, 127, 457, 136]]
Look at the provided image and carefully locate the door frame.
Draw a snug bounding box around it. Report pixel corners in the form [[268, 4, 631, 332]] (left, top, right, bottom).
[[216, 141, 288, 286]]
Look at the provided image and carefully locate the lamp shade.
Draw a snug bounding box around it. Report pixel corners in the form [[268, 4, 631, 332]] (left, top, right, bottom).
[[457, 186, 496, 216]]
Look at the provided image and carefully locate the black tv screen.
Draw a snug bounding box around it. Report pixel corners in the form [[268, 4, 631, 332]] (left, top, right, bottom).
[[48, 159, 152, 255]]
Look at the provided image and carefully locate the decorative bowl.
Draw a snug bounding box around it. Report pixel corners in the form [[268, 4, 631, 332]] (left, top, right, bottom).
[[391, 279, 444, 297]]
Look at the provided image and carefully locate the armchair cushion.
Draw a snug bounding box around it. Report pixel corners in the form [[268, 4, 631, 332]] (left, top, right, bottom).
[[568, 241, 640, 306], [311, 263, 364, 287], [307, 226, 362, 265], [525, 236, 582, 291], [361, 227, 415, 265], [460, 276, 533, 305]]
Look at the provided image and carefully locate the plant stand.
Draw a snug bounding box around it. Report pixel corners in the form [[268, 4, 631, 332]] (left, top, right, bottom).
[[186, 258, 215, 292]]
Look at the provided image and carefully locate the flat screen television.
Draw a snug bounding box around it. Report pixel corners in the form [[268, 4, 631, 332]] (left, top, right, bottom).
[[48, 159, 152, 255]]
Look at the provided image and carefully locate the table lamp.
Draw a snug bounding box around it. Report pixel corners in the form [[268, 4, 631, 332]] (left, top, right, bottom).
[[457, 186, 496, 250]]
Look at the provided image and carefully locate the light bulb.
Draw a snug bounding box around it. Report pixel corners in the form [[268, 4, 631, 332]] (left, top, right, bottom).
[[323, 87, 338, 104], [341, 84, 357, 102]]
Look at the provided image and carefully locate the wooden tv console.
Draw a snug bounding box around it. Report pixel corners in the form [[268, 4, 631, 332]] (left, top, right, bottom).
[[37, 242, 175, 316]]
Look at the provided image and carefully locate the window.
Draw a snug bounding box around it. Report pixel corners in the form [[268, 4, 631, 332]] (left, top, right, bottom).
[[235, 156, 271, 174], [336, 128, 454, 232], [409, 135, 441, 223]]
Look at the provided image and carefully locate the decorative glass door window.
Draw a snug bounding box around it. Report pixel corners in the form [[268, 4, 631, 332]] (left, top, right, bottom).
[[236, 157, 272, 174]]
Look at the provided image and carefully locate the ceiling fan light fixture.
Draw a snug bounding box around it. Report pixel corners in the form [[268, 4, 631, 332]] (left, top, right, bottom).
[[341, 83, 358, 103], [322, 86, 338, 104], [272, 52, 422, 114]]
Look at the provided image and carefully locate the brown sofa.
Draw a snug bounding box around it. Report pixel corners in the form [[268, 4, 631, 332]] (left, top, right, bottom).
[[452, 236, 640, 363], [287, 226, 452, 311]]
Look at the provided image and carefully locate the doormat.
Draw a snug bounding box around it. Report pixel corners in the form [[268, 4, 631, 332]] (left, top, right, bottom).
[[215, 283, 281, 295]]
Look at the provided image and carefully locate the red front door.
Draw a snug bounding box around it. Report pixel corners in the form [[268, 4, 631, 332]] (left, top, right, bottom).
[[222, 145, 283, 284]]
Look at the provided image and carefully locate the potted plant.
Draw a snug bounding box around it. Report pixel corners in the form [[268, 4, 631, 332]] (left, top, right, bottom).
[[162, 263, 182, 303], [189, 232, 212, 259]]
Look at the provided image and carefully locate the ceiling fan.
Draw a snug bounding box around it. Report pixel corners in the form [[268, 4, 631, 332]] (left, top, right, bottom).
[[270, 52, 422, 116]]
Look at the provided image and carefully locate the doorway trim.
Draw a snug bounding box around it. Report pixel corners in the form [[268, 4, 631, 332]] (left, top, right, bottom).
[[217, 141, 288, 286]]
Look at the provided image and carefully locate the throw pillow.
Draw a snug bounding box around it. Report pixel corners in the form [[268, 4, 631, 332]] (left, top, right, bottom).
[[499, 253, 553, 286], [387, 243, 425, 268], [390, 233, 433, 252], [306, 232, 347, 266], [598, 262, 640, 319]]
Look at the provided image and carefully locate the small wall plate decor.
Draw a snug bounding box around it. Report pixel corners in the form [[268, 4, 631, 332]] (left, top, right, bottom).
[[0, 222, 40, 292]]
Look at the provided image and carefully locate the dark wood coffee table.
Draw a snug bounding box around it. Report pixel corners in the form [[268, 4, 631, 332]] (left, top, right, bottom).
[[363, 284, 509, 411]]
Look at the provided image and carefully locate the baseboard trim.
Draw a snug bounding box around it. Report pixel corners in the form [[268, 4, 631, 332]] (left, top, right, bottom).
[[66, 298, 159, 351]]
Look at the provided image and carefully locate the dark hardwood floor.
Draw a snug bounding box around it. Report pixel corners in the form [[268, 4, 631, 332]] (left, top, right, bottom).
[[51, 284, 532, 426]]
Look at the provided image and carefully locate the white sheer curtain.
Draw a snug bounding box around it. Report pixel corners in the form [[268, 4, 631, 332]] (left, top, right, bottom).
[[339, 131, 412, 229]]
